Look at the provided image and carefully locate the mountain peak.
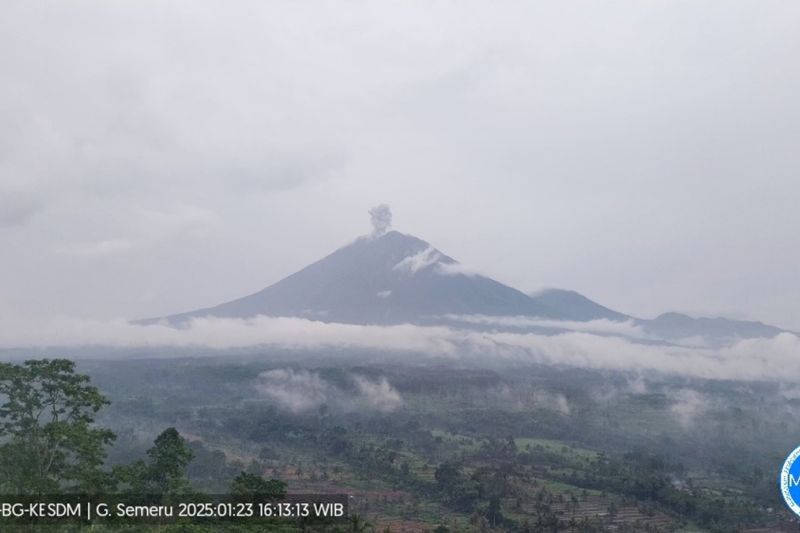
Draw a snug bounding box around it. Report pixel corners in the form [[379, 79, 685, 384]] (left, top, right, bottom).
[[362, 229, 434, 252]]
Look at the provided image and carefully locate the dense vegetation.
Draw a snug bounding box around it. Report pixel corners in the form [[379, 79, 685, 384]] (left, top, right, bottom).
[[0, 359, 295, 532]]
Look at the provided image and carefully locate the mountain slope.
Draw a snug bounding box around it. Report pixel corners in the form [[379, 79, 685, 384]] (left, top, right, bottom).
[[529, 288, 629, 321], [148, 231, 560, 325]]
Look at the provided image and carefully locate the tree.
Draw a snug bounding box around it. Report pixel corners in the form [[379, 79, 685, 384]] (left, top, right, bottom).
[[116, 427, 194, 496], [147, 428, 194, 493], [348, 513, 372, 533], [0, 359, 115, 494], [485, 496, 503, 527], [230, 471, 286, 500], [434, 462, 462, 488], [434, 462, 480, 512]]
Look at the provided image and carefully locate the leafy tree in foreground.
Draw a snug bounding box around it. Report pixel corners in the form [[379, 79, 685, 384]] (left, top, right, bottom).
[[116, 427, 195, 497], [0, 358, 116, 494]]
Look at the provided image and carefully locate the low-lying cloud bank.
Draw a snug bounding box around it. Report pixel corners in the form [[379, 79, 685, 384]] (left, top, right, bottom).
[[0, 315, 798, 382], [441, 315, 648, 338]]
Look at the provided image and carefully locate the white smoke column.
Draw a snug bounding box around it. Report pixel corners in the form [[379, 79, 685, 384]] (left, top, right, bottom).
[[369, 204, 392, 236]]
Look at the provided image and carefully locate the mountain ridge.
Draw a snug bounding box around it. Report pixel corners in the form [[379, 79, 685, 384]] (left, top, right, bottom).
[[141, 229, 791, 342]]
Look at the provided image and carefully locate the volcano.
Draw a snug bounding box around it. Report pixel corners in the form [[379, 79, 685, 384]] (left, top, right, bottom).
[[147, 230, 561, 326]]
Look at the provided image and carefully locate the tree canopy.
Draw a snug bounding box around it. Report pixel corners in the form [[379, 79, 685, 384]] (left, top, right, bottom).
[[0, 358, 115, 494]]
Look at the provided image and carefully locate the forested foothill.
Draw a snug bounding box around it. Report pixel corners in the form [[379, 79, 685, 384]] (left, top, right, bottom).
[[2, 350, 795, 532]]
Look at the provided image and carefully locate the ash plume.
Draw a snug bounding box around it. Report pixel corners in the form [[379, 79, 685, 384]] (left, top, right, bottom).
[[369, 204, 392, 236]]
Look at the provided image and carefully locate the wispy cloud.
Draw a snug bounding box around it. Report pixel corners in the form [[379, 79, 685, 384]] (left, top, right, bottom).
[[669, 389, 710, 429], [256, 368, 403, 414], [353, 375, 404, 412], [435, 262, 484, 277], [393, 246, 442, 274]]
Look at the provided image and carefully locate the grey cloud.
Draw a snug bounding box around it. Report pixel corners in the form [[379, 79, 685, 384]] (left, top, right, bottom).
[[55, 205, 220, 257], [0, 190, 42, 228], [0, 1, 799, 330]]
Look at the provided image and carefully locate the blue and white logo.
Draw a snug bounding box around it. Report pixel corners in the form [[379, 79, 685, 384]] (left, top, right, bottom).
[[781, 445, 800, 516]]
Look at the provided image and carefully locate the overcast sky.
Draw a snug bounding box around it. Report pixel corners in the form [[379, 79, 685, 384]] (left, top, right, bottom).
[[2, 1, 799, 330]]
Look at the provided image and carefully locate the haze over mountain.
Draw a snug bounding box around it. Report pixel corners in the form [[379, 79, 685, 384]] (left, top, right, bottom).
[[144, 208, 792, 344]]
